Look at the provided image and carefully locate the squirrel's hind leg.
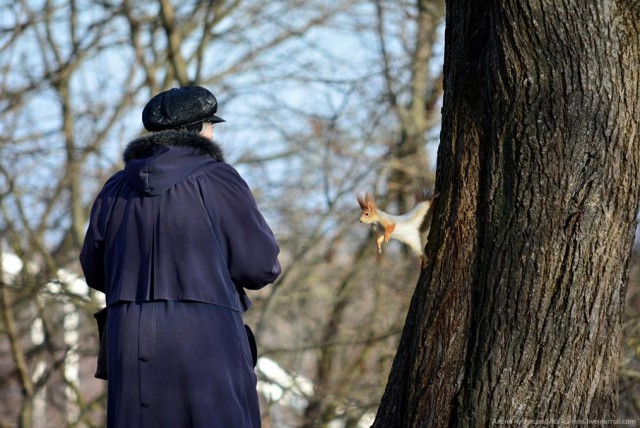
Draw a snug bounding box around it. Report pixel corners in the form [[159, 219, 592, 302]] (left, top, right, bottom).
[[420, 254, 428, 269]]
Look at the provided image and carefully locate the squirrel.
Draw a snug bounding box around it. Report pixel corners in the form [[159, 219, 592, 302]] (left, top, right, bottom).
[[357, 191, 437, 268]]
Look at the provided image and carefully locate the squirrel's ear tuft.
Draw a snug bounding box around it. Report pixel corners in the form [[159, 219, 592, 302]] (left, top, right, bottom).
[[357, 193, 367, 209], [365, 192, 376, 209]]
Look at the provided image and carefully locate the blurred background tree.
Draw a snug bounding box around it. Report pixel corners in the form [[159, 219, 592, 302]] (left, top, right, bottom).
[[0, 0, 637, 427]]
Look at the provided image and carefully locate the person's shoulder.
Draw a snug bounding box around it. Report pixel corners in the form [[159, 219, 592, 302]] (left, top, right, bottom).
[[96, 170, 126, 197], [197, 162, 255, 198], [200, 161, 244, 181], [105, 170, 126, 186]]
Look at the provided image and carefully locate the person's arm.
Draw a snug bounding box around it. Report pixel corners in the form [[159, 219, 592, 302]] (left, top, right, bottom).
[[79, 196, 107, 293], [79, 173, 122, 293], [207, 163, 281, 289]]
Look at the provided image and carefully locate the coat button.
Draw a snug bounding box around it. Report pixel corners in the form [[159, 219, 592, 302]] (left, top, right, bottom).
[[141, 402, 150, 408], [140, 356, 150, 362]]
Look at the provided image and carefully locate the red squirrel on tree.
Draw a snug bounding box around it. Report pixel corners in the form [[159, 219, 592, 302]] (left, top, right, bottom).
[[357, 191, 437, 268]]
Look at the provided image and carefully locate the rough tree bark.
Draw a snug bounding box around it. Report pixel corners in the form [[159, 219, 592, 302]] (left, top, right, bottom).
[[373, 1, 640, 427]]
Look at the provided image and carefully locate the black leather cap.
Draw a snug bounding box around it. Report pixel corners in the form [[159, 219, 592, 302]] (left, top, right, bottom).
[[142, 86, 225, 132]]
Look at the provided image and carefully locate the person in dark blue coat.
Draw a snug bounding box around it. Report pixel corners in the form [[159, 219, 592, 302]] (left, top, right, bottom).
[[80, 86, 281, 428]]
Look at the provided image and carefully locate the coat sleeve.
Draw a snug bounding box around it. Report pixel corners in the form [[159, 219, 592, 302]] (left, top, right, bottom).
[[79, 195, 107, 293], [79, 173, 122, 293], [207, 163, 281, 290]]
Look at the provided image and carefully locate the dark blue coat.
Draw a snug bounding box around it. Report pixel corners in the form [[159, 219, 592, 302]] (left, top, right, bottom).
[[80, 130, 280, 427]]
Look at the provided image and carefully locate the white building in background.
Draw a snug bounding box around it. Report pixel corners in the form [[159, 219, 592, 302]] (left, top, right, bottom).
[[256, 356, 375, 427], [1, 250, 103, 426]]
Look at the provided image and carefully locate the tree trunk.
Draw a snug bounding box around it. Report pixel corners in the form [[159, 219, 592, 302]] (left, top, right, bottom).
[[374, 1, 640, 426]]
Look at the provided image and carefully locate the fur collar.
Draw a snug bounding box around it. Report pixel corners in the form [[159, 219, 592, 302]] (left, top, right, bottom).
[[123, 130, 224, 163]]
